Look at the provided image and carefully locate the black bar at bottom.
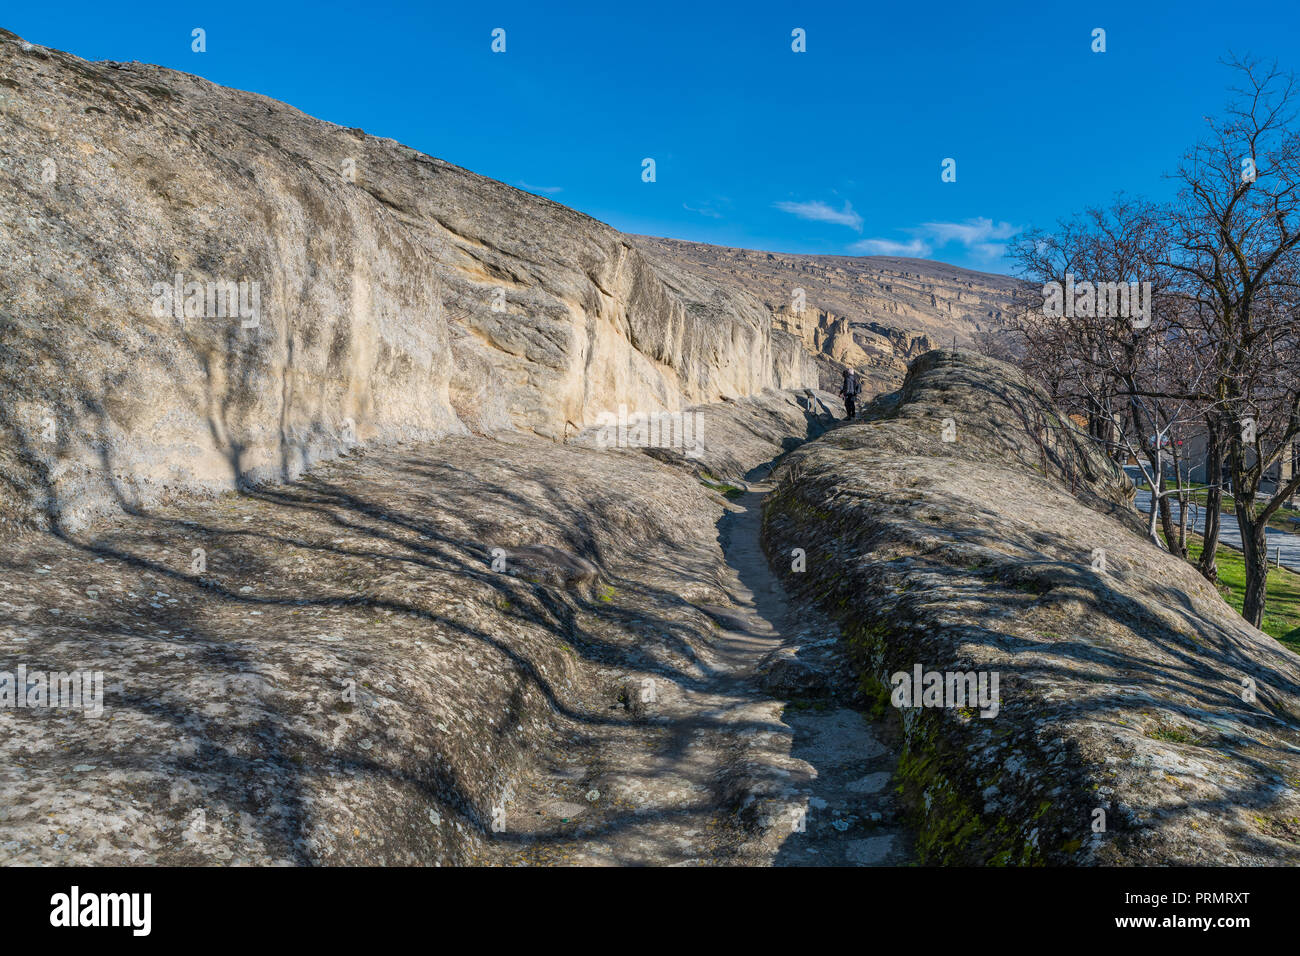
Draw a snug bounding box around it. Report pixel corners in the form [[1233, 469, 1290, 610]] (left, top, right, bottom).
[[0, 865, 1278, 942]]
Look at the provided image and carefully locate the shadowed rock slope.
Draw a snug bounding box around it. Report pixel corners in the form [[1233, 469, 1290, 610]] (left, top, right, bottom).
[[0, 389, 843, 865], [0, 30, 815, 532], [763, 349, 1300, 865]]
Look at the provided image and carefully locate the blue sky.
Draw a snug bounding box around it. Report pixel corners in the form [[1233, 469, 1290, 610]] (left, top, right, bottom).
[[7, 1, 1299, 273]]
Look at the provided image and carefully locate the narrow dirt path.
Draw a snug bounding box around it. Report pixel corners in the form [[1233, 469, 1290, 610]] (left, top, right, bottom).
[[1, 426, 909, 865], [490, 463, 913, 866], [724, 472, 913, 866]]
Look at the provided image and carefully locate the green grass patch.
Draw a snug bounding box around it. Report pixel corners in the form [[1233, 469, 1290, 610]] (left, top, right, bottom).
[[1182, 535, 1300, 653], [1145, 725, 1208, 745], [699, 477, 744, 499]]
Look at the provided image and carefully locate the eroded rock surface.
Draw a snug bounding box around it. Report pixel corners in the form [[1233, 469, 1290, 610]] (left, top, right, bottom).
[[9, 29, 1285, 872], [763, 349, 1300, 865], [0, 385, 909, 865], [631, 236, 1021, 396], [0, 29, 815, 532], [488, 454, 910, 866]]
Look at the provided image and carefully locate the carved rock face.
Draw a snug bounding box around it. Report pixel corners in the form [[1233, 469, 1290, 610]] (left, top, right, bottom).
[[631, 236, 1022, 395], [0, 30, 818, 530]]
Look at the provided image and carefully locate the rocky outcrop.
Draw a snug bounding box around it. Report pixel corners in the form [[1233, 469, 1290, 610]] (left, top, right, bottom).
[[631, 236, 1020, 395], [570, 385, 843, 483], [0, 30, 815, 532], [763, 349, 1300, 865], [0, 387, 839, 865]]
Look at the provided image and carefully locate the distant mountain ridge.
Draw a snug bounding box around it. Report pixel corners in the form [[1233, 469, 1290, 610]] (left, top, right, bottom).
[[631, 235, 1022, 393]]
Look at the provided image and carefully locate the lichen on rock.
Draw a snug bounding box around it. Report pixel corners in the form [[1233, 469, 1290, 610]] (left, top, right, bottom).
[[763, 348, 1300, 865]]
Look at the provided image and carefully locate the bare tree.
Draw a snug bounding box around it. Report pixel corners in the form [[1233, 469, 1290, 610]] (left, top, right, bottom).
[[996, 57, 1300, 630], [1002, 198, 1213, 552], [1160, 55, 1300, 625]]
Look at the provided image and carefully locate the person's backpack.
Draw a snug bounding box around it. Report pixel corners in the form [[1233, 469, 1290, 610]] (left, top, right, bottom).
[[845, 371, 861, 397]]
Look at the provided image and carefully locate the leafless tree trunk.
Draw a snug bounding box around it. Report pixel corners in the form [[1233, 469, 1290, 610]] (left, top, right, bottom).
[[1199, 416, 1225, 582], [1162, 56, 1300, 626]]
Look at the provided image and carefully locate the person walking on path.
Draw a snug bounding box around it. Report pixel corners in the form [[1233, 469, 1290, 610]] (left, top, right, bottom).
[[840, 367, 862, 420]]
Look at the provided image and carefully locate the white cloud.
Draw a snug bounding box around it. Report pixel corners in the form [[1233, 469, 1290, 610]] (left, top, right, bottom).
[[774, 199, 863, 232], [849, 237, 932, 257], [683, 202, 724, 219], [918, 218, 1018, 246], [850, 217, 1020, 260], [968, 241, 1009, 262], [517, 181, 563, 195]]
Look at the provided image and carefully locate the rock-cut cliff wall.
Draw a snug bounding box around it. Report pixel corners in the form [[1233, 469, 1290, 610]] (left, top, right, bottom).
[[0, 30, 815, 531]]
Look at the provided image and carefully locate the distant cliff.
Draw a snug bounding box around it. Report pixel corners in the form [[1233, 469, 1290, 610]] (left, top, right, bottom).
[[631, 236, 1021, 393]]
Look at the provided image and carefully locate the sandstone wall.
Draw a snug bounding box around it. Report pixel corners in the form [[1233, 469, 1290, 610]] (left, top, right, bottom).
[[0, 31, 815, 531], [632, 236, 1022, 394]]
